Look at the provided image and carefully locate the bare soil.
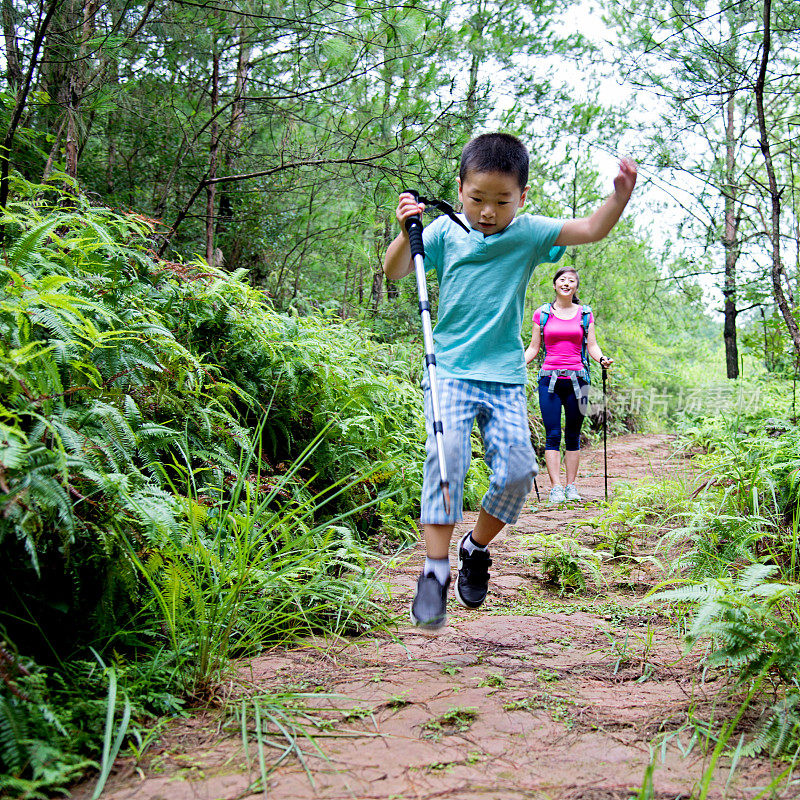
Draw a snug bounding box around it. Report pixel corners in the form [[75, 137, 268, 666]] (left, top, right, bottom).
[[77, 435, 797, 800]]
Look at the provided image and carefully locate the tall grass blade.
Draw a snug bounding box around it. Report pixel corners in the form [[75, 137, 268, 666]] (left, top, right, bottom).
[[91, 664, 132, 800], [240, 699, 250, 772], [254, 700, 268, 799], [695, 661, 773, 800], [637, 746, 656, 800]]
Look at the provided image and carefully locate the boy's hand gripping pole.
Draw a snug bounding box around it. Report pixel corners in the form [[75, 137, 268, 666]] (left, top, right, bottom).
[[404, 189, 467, 517]]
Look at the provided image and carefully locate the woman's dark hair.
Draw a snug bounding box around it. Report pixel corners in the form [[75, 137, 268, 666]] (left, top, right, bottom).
[[553, 267, 580, 305], [459, 133, 529, 190]]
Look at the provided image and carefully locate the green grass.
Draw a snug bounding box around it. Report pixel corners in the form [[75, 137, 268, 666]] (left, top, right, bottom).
[[421, 707, 479, 741]]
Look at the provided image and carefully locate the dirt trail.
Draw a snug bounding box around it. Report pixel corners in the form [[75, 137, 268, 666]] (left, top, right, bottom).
[[84, 435, 793, 800]]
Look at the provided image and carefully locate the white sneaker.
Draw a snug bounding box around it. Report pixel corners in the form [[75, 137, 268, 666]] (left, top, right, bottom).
[[564, 484, 582, 501], [548, 485, 566, 503]]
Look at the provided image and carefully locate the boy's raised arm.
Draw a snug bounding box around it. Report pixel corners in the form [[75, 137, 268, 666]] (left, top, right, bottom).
[[383, 193, 425, 280], [555, 158, 637, 246]]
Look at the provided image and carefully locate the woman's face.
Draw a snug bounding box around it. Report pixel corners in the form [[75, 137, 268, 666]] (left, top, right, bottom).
[[554, 271, 579, 299]]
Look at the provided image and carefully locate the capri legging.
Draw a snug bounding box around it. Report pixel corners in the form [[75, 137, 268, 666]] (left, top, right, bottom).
[[538, 376, 587, 451]]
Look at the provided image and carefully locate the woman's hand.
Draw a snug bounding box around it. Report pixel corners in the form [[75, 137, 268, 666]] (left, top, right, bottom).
[[598, 356, 614, 369]]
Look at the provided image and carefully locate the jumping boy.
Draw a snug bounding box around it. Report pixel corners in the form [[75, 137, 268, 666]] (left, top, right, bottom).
[[383, 133, 637, 628]]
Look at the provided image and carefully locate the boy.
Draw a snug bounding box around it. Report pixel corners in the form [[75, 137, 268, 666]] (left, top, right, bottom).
[[383, 133, 637, 628]]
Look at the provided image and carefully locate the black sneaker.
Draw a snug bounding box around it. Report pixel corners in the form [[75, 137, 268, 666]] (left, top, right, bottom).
[[410, 571, 450, 629], [455, 531, 492, 609]]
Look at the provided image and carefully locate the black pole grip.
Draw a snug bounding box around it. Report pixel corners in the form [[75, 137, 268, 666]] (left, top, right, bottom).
[[403, 188, 425, 259], [403, 189, 425, 258], [406, 217, 424, 259]]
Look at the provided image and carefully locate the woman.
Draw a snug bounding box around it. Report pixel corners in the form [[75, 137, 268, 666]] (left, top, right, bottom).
[[525, 267, 612, 502]]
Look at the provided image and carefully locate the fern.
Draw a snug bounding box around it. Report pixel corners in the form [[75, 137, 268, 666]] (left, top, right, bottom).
[[0, 182, 424, 789], [743, 692, 800, 757], [7, 218, 62, 273], [650, 565, 800, 684], [0, 694, 28, 773]]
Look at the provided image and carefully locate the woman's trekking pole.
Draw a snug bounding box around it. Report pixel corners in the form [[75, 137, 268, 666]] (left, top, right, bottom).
[[403, 190, 469, 517], [602, 365, 608, 501]]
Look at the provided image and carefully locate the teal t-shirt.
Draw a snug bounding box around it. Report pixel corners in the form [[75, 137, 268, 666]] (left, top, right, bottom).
[[423, 212, 565, 384]]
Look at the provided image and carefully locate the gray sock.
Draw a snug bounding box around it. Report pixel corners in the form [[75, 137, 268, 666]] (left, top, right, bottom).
[[424, 557, 451, 585], [462, 532, 488, 554]]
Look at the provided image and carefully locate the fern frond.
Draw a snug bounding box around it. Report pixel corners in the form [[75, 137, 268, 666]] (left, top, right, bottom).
[[7, 219, 61, 273], [0, 695, 28, 773]]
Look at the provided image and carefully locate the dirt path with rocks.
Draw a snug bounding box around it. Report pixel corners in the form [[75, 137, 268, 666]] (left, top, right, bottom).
[[82, 435, 796, 800]]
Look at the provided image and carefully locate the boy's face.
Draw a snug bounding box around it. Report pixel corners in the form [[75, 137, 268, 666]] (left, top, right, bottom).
[[457, 170, 529, 236]]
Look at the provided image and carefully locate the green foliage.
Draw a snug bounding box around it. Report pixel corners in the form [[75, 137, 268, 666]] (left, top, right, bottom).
[[0, 187, 428, 791], [650, 565, 800, 682], [0, 658, 96, 797], [648, 564, 800, 758], [132, 428, 390, 694], [740, 311, 799, 377], [574, 478, 692, 559], [524, 531, 603, 594], [421, 706, 479, 741], [639, 408, 800, 757]]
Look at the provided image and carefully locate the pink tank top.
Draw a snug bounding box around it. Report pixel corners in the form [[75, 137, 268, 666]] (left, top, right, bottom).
[[533, 306, 593, 372]]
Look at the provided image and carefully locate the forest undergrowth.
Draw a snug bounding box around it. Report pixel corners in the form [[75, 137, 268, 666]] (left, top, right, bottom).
[[576, 403, 800, 792]]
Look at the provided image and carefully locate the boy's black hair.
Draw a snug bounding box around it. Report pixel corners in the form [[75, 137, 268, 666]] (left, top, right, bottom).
[[459, 133, 529, 190]]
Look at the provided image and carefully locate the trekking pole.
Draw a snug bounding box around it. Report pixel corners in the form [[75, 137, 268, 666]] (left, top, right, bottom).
[[404, 190, 470, 517], [602, 364, 608, 502], [533, 475, 541, 502]]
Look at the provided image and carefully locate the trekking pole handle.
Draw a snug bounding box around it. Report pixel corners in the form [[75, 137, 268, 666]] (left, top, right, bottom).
[[403, 189, 425, 260]]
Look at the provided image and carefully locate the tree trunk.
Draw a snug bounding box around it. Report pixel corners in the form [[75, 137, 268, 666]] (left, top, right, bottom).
[[722, 91, 739, 378], [42, 115, 66, 180], [2, 0, 23, 91], [341, 259, 351, 315], [385, 219, 398, 300], [755, 0, 800, 358], [463, 5, 485, 135], [64, 80, 78, 182], [63, 0, 97, 184], [370, 257, 383, 312], [0, 0, 61, 230], [105, 59, 118, 194], [215, 23, 251, 269], [761, 307, 770, 371], [205, 40, 220, 266]]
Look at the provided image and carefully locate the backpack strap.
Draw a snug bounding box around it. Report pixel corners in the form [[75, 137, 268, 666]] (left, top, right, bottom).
[[580, 305, 591, 385], [537, 303, 552, 362], [581, 305, 591, 334], [538, 302, 552, 332]]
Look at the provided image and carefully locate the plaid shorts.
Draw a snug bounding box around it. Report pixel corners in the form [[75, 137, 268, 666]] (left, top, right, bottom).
[[421, 377, 538, 525]]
